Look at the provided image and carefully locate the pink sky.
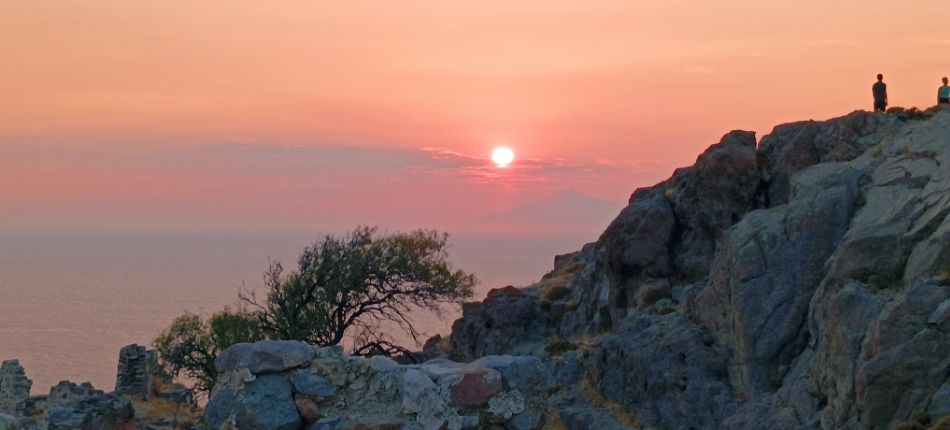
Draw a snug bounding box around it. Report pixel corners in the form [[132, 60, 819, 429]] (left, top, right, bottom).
[[2, 1, 949, 233]]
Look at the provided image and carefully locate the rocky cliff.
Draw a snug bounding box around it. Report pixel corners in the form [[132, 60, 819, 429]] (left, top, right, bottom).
[[446, 107, 950, 429], [7, 108, 948, 430]]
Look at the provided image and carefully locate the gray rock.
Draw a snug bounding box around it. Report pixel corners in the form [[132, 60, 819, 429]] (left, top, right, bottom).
[[215, 340, 314, 374], [929, 384, 950, 421], [694, 160, 858, 399], [589, 314, 737, 429], [290, 370, 335, 397], [928, 298, 950, 328], [601, 186, 676, 323], [486, 390, 525, 423], [665, 129, 760, 277], [367, 355, 400, 372], [0, 413, 18, 430], [758, 110, 903, 205], [205, 374, 301, 430], [449, 287, 548, 361]]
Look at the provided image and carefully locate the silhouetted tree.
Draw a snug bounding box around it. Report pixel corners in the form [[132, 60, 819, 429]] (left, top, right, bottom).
[[154, 226, 475, 394], [153, 308, 262, 396], [242, 226, 475, 346]]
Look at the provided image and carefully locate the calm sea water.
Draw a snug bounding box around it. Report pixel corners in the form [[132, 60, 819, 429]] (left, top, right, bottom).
[[0, 230, 592, 394]]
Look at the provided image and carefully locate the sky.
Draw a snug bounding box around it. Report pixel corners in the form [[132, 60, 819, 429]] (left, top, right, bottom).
[[2, 0, 949, 233]]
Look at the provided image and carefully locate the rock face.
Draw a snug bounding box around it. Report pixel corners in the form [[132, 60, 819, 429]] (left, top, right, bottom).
[[445, 108, 950, 430], [205, 341, 546, 430]]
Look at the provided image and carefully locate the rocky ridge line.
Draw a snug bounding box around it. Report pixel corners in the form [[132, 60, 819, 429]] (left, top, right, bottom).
[[444, 107, 950, 429]]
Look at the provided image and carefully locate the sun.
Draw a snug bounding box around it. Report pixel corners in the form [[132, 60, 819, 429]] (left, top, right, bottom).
[[491, 146, 515, 168]]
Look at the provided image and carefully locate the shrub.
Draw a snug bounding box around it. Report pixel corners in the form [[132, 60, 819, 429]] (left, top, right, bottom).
[[543, 285, 572, 302], [156, 226, 476, 395], [544, 336, 577, 356], [850, 264, 905, 293]]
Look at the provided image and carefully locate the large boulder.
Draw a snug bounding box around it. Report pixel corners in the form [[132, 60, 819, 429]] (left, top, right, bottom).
[[215, 340, 314, 374], [205, 374, 302, 430]]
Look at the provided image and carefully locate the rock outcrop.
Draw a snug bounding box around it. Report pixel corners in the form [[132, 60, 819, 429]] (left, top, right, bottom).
[[447, 107, 950, 429], [204, 342, 547, 430]]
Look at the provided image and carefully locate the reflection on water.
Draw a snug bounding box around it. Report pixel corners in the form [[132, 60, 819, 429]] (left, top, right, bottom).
[[0, 230, 592, 393]]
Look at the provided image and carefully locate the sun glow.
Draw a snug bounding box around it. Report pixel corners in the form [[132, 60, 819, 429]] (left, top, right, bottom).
[[491, 146, 515, 168]]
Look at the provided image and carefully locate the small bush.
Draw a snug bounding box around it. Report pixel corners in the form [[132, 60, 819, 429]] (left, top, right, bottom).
[[850, 264, 905, 293], [544, 285, 572, 302], [544, 336, 577, 356]]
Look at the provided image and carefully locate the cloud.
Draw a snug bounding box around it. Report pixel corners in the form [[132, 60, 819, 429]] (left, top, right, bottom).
[[416, 146, 670, 189], [804, 39, 861, 47]]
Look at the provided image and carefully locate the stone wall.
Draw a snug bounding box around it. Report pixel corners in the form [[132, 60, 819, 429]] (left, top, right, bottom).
[[204, 340, 547, 430], [0, 360, 32, 418], [115, 344, 149, 397]]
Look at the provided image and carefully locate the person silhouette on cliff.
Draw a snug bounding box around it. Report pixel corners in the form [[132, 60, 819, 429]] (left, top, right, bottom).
[[939, 77, 950, 105], [872, 74, 888, 112]]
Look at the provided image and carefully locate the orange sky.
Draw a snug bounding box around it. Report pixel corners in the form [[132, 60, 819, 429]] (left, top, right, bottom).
[[2, 1, 949, 232]]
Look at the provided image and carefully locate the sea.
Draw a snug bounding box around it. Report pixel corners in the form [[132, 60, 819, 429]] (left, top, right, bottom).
[[0, 230, 593, 394]]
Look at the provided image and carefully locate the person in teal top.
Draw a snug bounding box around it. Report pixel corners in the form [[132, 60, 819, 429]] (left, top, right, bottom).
[[939, 77, 950, 105]]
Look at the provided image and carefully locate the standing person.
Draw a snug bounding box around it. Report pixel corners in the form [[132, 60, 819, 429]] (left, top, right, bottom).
[[872, 74, 888, 112], [939, 77, 950, 105]]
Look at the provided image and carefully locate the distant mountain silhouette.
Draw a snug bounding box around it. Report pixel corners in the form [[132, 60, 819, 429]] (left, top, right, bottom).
[[468, 188, 622, 233]]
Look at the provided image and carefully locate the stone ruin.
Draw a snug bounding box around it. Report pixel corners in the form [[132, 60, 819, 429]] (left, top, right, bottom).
[[0, 344, 193, 430], [114, 343, 190, 403], [0, 360, 32, 419], [115, 344, 150, 397]]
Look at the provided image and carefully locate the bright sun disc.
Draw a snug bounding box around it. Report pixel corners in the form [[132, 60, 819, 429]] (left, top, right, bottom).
[[491, 146, 515, 167]]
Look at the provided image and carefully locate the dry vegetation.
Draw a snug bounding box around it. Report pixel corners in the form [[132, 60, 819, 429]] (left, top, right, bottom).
[[580, 378, 642, 429], [537, 260, 584, 305], [129, 398, 203, 430]]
